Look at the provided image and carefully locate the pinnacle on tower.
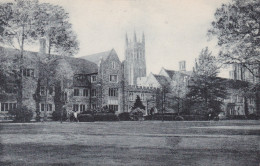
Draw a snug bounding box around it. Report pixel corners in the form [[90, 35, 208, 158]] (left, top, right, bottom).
[[142, 32, 145, 45], [134, 30, 137, 42], [125, 33, 128, 46]]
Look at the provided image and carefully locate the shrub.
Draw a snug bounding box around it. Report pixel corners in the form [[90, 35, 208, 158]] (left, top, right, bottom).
[[247, 113, 260, 120], [94, 113, 119, 121], [9, 106, 33, 123], [175, 116, 184, 121], [78, 114, 94, 122], [52, 110, 67, 121], [118, 112, 131, 121]]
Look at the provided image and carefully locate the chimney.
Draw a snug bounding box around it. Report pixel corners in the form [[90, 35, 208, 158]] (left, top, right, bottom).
[[39, 38, 46, 56], [179, 61, 186, 71]]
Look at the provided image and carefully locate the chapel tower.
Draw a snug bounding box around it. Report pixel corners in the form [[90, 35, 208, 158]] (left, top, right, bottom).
[[124, 31, 146, 85]]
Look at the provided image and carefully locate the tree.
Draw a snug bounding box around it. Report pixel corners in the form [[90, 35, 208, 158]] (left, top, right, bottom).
[[1, 0, 78, 121], [34, 3, 79, 121], [208, 0, 260, 78], [35, 3, 79, 56], [187, 47, 228, 115], [0, 0, 40, 110], [54, 58, 73, 122], [133, 95, 145, 110]]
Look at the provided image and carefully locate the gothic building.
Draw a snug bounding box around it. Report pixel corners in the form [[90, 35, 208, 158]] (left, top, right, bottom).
[[124, 32, 146, 85]]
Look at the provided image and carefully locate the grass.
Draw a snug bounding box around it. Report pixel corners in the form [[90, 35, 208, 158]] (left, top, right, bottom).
[[0, 120, 260, 166]]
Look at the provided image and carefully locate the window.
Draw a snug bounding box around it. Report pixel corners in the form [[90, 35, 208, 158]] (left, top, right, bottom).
[[80, 104, 85, 112], [83, 89, 88, 96], [73, 104, 79, 112], [75, 74, 87, 81], [141, 93, 145, 100], [112, 61, 116, 69], [129, 92, 134, 101], [9, 103, 16, 111], [1, 103, 16, 112], [109, 88, 118, 97], [91, 75, 97, 82], [48, 104, 52, 112], [109, 105, 118, 112], [92, 104, 96, 109], [91, 89, 96, 96], [41, 104, 45, 112], [22, 69, 34, 77], [40, 86, 46, 96], [74, 89, 79, 96], [6, 85, 17, 94], [49, 86, 54, 95], [109, 75, 118, 83]]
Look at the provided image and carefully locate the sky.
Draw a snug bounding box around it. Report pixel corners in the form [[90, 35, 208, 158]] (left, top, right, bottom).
[[4, 0, 232, 77]]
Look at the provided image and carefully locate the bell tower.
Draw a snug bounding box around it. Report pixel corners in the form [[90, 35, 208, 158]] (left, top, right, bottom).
[[124, 31, 146, 85]]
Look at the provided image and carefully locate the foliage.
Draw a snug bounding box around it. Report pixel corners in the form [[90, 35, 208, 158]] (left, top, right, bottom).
[[193, 47, 219, 77], [78, 114, 94, 122], [187, 47, 228, 115], [52, 109, 67, 121], [35, 2, 79, 56], [208, 0, 260, 78], [0, 0, 78, 113], [9, 106, 33, 122], [118, 112, 131, 121], [33, 78, 41, 121], [0, 0, 40, 49], [93, 113, 119, 121], [133, 95, 145, 110]]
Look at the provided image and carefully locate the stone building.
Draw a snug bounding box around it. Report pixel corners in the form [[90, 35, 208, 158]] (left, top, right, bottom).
[[1, 32, 258, 119], [0, 46, 39, 118], [123, 32, 146, 85]]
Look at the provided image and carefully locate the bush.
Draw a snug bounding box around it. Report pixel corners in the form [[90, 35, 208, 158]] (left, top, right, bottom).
[[247, 113, 260, 120], [78, 114, 94, 122], [118, 112, 131, 121], [175, 116, 184, 121], [94, 113, 119, 121], [151, 113, 176, 121], [52, 110, 67, 121], [9, 106, 33, 123]]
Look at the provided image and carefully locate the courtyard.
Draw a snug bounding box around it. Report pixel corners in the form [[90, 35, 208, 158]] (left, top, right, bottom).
[[0, 120, 260, 166]]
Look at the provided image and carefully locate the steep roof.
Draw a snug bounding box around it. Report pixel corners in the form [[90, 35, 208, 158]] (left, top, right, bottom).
[[165, 69, 175, 79], [0, 46, 38, 61], [80, 49, 113, 64], [63, 56, 98, 74], [153, 74, 171, 87], [164, 68, 192, 79]]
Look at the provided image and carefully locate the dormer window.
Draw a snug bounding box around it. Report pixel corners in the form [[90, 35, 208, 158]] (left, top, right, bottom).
[[75, 74, 86, 81], [40, 86, 46, 96], [91, 75, 97, 82]]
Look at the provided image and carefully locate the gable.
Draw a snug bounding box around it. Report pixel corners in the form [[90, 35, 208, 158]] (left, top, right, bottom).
[[159, 68, 170, 78]]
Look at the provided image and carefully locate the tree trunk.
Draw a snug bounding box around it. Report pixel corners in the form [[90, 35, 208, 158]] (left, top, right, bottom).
[[17, 25, 25, 111], [44, 78, 49, 121], [244, 97, 249, 116]]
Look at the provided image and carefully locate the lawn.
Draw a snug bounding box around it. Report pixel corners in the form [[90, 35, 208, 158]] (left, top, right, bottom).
[[0, 120, 260, 166]]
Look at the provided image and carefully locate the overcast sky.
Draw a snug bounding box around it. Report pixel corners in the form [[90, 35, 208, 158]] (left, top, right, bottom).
[[6, 0, 232, 77]]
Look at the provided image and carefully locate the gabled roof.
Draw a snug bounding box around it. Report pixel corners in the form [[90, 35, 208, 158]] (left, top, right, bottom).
[[64, 56, 98, 74], [164, 68, 192, 79], [164, 69, 175, 79], [80, 49, 114, 64], [153, 74, 171, 87]]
